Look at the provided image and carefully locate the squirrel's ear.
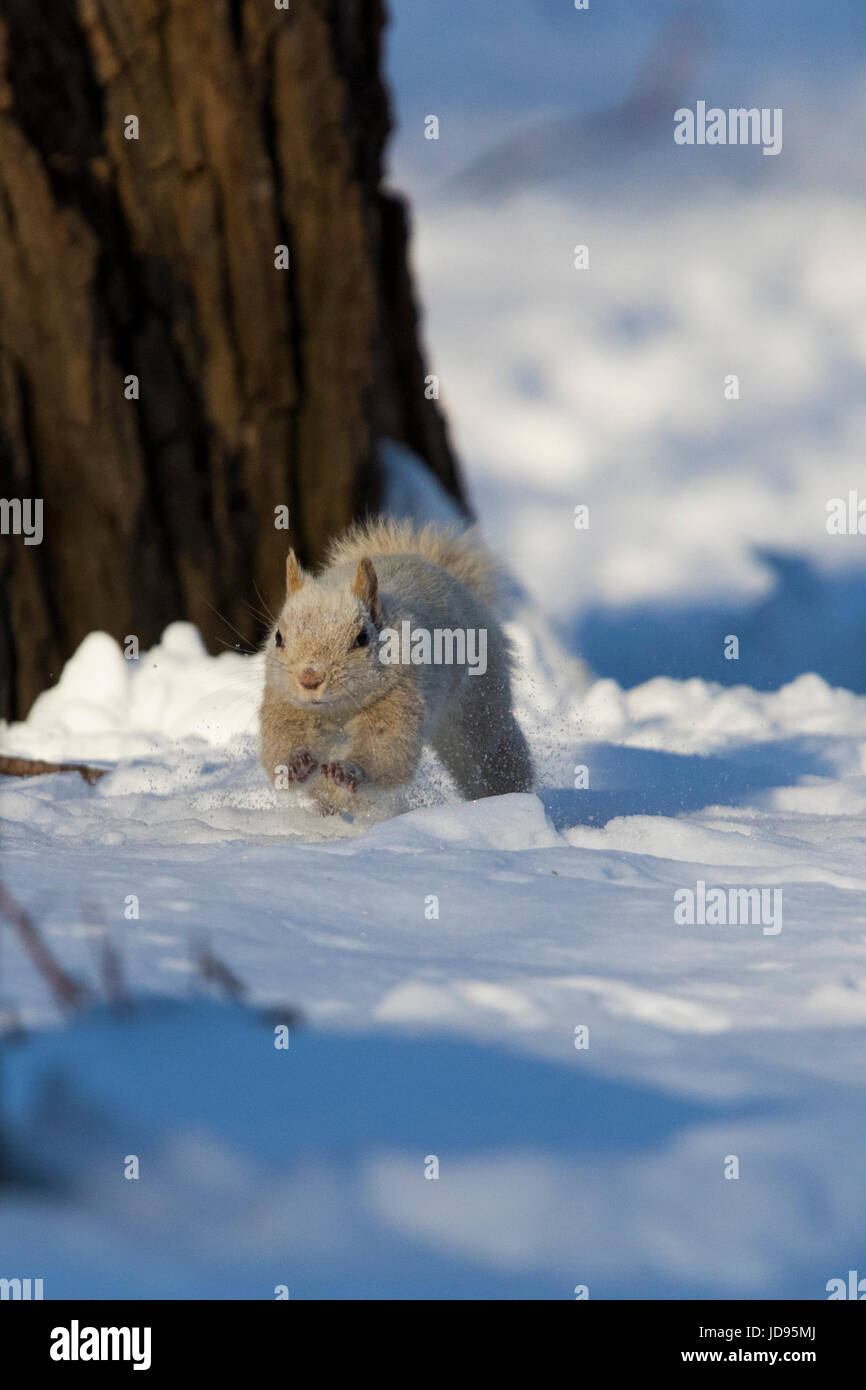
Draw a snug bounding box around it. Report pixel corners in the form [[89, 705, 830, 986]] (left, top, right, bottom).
[[285, 549, 304, 596], [352, 556, 379, 620]]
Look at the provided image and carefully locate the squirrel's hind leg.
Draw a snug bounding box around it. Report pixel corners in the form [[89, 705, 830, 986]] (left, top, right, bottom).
[[431, 678, 534, 800]]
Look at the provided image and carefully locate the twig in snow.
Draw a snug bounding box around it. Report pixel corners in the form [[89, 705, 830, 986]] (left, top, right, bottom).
[[196, 941, 246, 1002], [83, 900, 130, 1014], [0, 884, 90, 1012], [0, 755, 107, 784]]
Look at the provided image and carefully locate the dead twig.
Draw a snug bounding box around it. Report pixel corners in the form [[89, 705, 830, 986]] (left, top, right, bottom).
[[0, 884, 90, 1012], [83, 900, 130, 1014], [196, 941, 246, 1002], [0, 755, 107, 785]]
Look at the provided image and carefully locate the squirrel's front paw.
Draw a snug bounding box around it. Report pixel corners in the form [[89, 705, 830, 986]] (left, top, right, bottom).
[[319, 760, 364, 792], [286, 749, 318, 783]]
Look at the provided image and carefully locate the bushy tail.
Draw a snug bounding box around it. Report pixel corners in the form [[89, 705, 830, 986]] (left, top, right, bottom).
[[324, 517, 501, 608]]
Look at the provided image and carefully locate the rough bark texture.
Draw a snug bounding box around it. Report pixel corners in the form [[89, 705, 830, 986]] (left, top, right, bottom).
[[0, 0, 464, 718]]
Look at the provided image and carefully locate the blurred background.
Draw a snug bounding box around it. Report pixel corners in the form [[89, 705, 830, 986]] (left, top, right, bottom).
[[3, 0, 865, 716], [385, 0, 866, 691]]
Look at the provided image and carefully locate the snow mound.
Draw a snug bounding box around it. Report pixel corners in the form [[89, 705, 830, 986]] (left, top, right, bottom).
[[2, 627, 866, 1296]]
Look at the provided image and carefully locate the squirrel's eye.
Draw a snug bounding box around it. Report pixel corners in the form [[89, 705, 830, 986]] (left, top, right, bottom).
[[353, 628, 369, 649], [274, 630, 284, 648]]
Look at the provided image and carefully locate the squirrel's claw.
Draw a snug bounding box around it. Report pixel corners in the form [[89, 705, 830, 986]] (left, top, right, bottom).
[[320, 760, 363, 791], [287, 750, 318, 783]]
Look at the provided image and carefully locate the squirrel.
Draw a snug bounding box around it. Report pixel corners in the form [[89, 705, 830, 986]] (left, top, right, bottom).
[[259, 517, 533, 814]]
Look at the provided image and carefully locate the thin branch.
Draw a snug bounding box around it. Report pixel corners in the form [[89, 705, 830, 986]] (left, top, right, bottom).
[[84, 900, 130, 1014], [196, 942, 246, 1002], [0, 755, 107, 784], [0, 884, 89, 1012]]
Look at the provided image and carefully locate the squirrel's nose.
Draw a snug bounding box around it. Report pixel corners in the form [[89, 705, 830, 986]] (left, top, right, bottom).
[[298, 667, 324, 690]]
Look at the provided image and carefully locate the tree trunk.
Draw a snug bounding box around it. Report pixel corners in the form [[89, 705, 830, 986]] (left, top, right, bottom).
[[0, 0, 464, 719]]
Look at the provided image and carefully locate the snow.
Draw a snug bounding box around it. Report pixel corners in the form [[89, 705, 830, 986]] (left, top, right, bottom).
[[2, 615, 866, 1297], [4, 7, 866, 1298], [394, 130, 866, 696]]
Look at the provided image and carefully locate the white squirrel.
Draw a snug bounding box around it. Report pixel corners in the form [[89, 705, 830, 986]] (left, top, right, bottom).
[[259, 517, 533, 813]]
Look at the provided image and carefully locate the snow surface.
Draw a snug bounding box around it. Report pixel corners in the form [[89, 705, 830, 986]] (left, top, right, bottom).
[[388, 61, 866, 695], [4, 7, 866, 1297], [2, 618, 866, 1297]]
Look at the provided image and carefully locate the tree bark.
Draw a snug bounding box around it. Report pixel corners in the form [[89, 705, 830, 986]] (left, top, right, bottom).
[[0, 0, 464, 719]]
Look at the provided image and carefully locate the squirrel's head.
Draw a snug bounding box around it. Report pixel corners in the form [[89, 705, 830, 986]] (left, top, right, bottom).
[[267, 550, 385, 708]]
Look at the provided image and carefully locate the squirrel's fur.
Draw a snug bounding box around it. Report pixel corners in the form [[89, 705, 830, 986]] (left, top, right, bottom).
[[325, 518, 501, 609], [259, 517, 533, 814]]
